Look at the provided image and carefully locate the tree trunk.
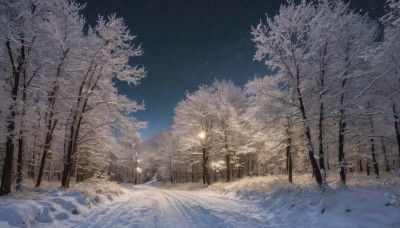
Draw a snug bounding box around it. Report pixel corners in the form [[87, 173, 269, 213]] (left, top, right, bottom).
[[30, 147, 36, 178], [286, 117, 292, 183], [318, 43, 327, 182], [0, 39, 24, 195], [296, 84, 322, 186], [368, 113, 379, 178], [338, 76, 347, 185], [62, 95, 87, 188], [170, 155, 174, 183], [337, 43, 351, 185], [338, 117, 346, 184], [30, 114, 41, 179], [392, 102, 400, 169], [36, 119, 58, 187], [202, 147, 210, 185], [225, 153, 230, 182], [381, 138, 390, 172], [16, 135, 23, 190], [16, 82, 28, 190], [1, 137, 15, 196], [61, 60, 94, 188], [318, 102, 326, 182], [67, 113, 85, 188], [62, 122, 76, 188], [224, 131, 231, 182], [62, 64, 101, 188]]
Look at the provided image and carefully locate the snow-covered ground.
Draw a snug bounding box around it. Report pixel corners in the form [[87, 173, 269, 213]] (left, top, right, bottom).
[[0, 174, 399, 227]]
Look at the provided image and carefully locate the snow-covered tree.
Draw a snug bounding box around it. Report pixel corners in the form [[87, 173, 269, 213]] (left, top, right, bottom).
[[245, 73, 299, 182], [252, 0, 379, 186], [210, 80, 248, 182], [252, 0, 324, 186], [33, 0, 87, 188], [374, 0, 400, 169], [0, 0, 146, 193], [61, 14, 146, 188], [0, 0, 36, 195], [146, 131, 181, 183], [173, 86, 219, 185], [172, 80, 249, 184]]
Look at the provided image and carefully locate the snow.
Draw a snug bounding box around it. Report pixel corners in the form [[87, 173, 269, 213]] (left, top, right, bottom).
[[210, 174, 400, 228], [0, 188, 89, 227], [0, 174, 399, 227]]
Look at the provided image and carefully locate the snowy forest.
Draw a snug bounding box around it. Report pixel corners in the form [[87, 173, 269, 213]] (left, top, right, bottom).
[[0, 0, 146, 195], [141, 0, 400, 189], [1, 0, 400, 227], [1, 0, 400, 197]]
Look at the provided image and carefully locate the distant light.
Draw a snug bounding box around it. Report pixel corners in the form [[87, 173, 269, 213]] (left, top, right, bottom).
[[198, 131, 206, 139], [136, 167, 142, 174]]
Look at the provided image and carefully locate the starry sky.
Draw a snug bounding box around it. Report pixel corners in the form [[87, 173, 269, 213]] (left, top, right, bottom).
[[76, 0, 385, 140]]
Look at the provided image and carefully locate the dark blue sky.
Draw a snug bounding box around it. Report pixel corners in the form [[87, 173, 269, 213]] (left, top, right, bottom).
[[77, 0, 384, 140]]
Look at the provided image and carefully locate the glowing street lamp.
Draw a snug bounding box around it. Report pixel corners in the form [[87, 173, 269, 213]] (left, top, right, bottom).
[[136, 167, 142, 184], [198, 131, 206, 140], [198, 130, 210, 185]]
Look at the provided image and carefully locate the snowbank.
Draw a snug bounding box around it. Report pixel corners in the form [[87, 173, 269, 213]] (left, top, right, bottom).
[[0, 178, 123, 227], [210, 174, 400, 228], [0, 189, 88, 227], [74, 178, 124, 204]]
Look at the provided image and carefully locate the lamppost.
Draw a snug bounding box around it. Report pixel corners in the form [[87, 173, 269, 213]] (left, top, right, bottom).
[[198, 130, 210, 185], [136, 167, 142, 184]]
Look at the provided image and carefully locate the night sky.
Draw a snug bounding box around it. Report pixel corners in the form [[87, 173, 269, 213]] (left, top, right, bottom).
[[76, 0, 385, 140]]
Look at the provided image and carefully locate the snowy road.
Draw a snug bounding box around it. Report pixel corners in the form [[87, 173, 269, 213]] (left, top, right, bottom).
[[69, 185, 275, 228], [2, 178, 398, 227]]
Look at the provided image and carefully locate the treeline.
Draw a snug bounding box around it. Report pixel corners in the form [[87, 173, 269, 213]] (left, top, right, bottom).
[[140, 0, 400, 187], [0, 0, 145, 195]]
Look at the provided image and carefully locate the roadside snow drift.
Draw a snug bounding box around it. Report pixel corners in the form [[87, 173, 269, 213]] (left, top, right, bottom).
[[0, 189, 89, 227]]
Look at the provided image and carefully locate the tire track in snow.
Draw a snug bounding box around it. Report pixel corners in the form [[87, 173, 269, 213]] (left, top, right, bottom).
[[155, 188, 274, 227], [71, 185, 277, 228], [72, 186, 158, 228], [150, 187, 231, 227]]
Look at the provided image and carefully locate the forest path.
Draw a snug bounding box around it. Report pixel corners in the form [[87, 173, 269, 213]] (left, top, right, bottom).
[[70, 184, 276, 228]]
